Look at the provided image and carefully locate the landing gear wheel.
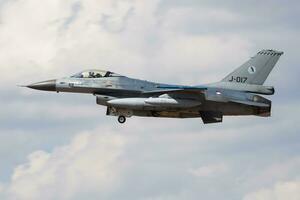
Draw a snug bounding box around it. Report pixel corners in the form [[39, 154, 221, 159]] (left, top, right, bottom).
[[118, 116, 126, 124]]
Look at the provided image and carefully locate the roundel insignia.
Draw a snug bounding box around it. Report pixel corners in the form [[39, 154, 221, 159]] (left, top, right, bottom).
[[248, 65, 256, 74]]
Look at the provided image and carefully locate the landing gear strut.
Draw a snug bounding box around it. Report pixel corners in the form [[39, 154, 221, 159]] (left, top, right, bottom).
[[118, 116, 126, 124]]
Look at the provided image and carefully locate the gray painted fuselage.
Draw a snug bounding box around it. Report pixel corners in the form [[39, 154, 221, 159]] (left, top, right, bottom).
[[25, 49, 283, 124]]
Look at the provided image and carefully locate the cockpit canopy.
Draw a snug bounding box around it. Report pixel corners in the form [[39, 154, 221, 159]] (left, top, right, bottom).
[[71, 70, 121, 78]]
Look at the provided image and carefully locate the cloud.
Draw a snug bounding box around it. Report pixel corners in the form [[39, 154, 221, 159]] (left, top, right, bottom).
[[2, 131, 125, 200], [0, 0, 144, 84], [243, 181, 300, 200], [0, 0, 252, 86], [243, 157, 300, 190], [188, 163, 228, 177], [0, 103, 300, 200], [150, 34, 250, 84], [0, 0, 300, 200]]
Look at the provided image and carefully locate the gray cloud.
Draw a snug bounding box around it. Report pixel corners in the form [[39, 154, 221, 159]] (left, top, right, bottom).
[[0, 0, 300, 199], [1, 104, 300, 200]]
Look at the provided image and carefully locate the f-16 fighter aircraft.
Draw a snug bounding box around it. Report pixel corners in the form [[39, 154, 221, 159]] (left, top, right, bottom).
[[25, 49, 283, 124]]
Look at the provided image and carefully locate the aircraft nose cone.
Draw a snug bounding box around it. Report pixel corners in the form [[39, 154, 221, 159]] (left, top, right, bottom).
[[27, 79, 56, 91]]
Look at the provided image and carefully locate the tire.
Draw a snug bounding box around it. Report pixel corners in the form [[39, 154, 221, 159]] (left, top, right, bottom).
[[118, 116, 126, 124]]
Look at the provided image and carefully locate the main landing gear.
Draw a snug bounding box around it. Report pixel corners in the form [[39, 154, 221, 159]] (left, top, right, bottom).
[[118, 116, 126, 124]]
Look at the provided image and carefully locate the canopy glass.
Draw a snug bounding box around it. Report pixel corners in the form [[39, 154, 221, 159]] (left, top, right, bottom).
[[71, 70, 121, 78]]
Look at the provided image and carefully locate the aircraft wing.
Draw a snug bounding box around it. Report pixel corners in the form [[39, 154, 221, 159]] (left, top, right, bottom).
[[142, 86, 207, 96]]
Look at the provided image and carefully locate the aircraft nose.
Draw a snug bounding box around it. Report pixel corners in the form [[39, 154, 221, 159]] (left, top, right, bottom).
[[27, 79, 56, 91]]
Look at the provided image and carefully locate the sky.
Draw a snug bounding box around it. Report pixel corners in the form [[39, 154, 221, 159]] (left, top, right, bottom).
[[0, 0, 299, 199]]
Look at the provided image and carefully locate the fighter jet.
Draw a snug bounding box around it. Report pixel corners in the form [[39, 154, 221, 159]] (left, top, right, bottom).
[[25, 49, 283, 124]]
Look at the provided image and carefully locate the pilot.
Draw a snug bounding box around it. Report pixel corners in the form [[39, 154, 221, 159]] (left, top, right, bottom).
[[95, 73, 102, 78], [89, 72, 95, 78]]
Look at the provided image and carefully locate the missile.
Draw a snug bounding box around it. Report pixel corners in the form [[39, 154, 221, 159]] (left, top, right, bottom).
[[107, 97, 201, 109], [145, 97, 201, 107]]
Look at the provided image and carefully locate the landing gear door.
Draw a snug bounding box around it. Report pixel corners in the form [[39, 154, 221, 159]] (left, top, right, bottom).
[[106, 107, 133, 117]]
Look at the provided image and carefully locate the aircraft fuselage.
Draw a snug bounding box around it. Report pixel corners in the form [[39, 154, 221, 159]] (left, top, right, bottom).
[[24, 49, 283, 124]]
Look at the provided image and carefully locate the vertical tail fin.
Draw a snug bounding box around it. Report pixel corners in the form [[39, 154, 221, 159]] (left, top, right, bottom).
[[222, 49, 283, 85]]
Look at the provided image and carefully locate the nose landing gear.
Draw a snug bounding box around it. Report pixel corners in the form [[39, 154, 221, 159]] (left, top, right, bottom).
[[118, 116, 126, 124]]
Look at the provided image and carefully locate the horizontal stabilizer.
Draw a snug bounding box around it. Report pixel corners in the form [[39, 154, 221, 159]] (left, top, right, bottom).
[[207, 82, 275, 95], [230, 99, 270, 107]]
